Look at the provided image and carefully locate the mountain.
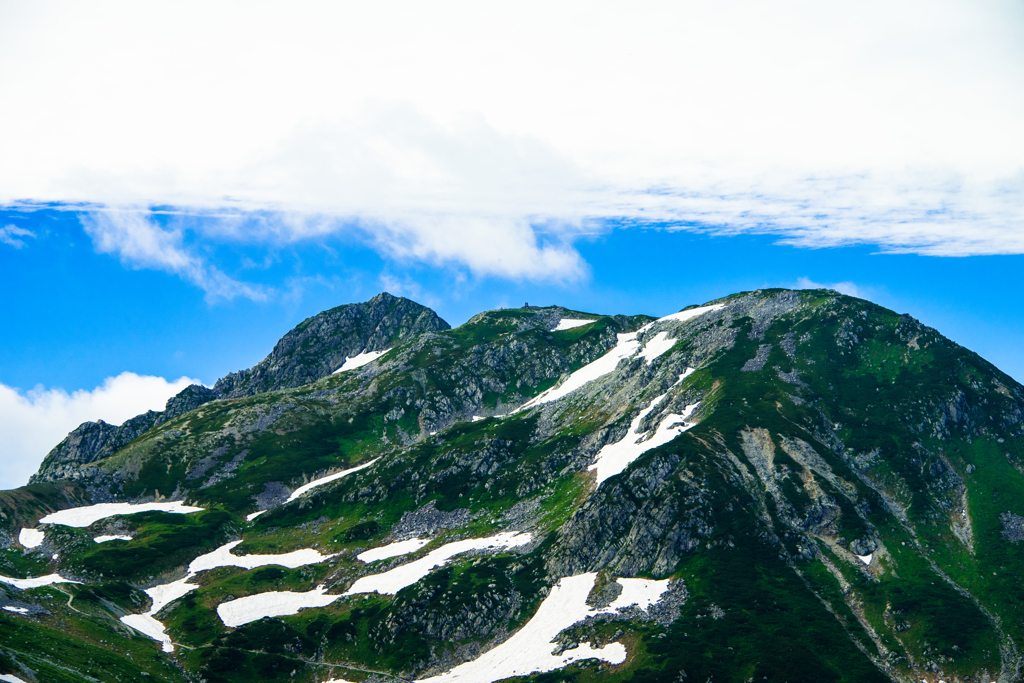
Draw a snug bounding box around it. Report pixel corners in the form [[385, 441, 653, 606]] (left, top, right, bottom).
[[30, 292, 449, 483], [3, 288, 1024, 683], [211, 291, 451, 399]]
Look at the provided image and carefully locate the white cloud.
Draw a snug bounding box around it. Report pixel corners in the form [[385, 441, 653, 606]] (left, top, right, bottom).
[[631, 169, 1024, 256], [81, 211, 267, 302], [0, 1, 1022, 280], [795, 277, 864, 299], [0, 372, 202, 490], [377, 272, 441, 310], [366, 214, 586, 281], [0, 224, 35, 249]]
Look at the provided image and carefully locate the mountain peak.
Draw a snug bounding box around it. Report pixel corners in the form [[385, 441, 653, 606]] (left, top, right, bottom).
[[31, 294, 449, 484], [212, 292, 450, 399]]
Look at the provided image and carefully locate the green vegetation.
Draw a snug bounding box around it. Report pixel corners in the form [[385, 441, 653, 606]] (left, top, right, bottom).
[[0, 587, 190, 683], [70, 509, 236, 581]]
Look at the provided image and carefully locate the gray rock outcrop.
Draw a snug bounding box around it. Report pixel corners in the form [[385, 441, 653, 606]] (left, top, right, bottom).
[[31, 384, 215, 482], [213, 292, 450, 399]]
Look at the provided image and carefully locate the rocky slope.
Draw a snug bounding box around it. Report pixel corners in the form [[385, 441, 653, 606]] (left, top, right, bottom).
[[4, 289, 1024, 683]]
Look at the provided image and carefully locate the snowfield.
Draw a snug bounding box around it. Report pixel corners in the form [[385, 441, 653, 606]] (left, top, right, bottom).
[[521, 304, 724, 410], [357, 538, 431, 563], [588, 387, 700, 486], [284, 458, 379, 504], [521, 332, 641, 409], [610, 578, 673, 611], [636, 331, 676, 363], [345, 532, 532, 596], [119, 538, 338, 651], [639, 304, 725, 331], [246, 458, 380, 520], [120, 578, 201, 652], [416, 573, 672, 683], [188, 540, 336, 572], [0, 573, 80, 590], [93, 535, 132, 543], [218, 586, 340, 628], [17, 528, 45, 549], [211, 533, 532, 628], [122, 612, 180, 652], [20, 502, 201, 549], [553, 318, 595, 331], [38, 501, 203, 528], [333, 348, 389, 373]]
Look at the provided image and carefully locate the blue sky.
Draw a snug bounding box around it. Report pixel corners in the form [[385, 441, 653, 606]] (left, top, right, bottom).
[[1, 0, 1023, 488], [4, 206, 1022, 390]]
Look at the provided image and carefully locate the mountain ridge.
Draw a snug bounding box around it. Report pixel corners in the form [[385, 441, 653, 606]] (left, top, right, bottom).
[[31, 291, 449, 484], [4, 288, 1024, 683]]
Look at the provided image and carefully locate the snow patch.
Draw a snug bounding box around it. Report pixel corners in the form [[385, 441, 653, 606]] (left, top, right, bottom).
[[521, 305, 722, 410], [357, 538, 430, 563], [236, 460, 381, 520], [856, 553, 873, 566], [18, 528, 44, 549], [188, 540, 336, 573], [0, 674, 30, 683], [218, 585, 340, 628], [673, 367, 696, 385], [148, 577, 201, 616], [472, 415, 485, 422], [588, 383, 700, 486], [0, 573, 81, 590], [121, 576, 202, 652], [39, 501, 203, 528], [416, 573, 671, 683], [636, 331, 676, 363], [553, 318, 595, 331], [285, 458, 379, 504], [639, 304, 726, 333], [521, 332, 641, 409], [609, 578, 672, 611], [120, 539, 336, 651], [2, 606, 29, 614], [333, 349, 388, 374], [345, 532, 532, 596], [122, 613, 179, 652], [94, 535, 132, 543]]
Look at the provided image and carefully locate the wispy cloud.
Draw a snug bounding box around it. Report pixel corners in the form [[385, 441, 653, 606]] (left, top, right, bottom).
[[378, 272, 441, 309], [365, 215, 587, 282], [0, 372, 201, 489], [627, 170, 1024, 257], [81, 210, 267, 302], [795, 276, 864, 299], [0, 224, 35, 249]]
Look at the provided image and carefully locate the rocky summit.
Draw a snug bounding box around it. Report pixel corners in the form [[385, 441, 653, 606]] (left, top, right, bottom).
[[3, 289, 1024, 683]]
